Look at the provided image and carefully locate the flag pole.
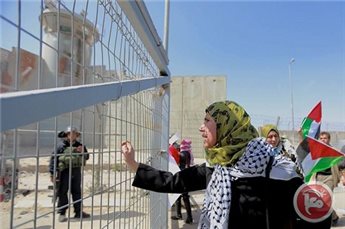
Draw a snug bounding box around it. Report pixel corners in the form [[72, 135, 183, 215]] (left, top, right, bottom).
[[289, 58, 296, 145]]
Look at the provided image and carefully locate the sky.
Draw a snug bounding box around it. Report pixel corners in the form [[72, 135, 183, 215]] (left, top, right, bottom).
[[1, 0, 344, 130], [144, 0, 345, 130]]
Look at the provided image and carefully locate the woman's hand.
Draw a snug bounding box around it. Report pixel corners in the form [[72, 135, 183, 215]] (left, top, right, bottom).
[[121, 141, 139, 172]]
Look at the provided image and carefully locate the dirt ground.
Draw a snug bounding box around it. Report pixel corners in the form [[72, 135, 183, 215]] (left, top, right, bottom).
[[1, 156, 345, 229]]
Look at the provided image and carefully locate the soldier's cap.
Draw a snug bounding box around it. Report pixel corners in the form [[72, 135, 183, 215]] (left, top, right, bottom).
[[58, 126, 80, 138]]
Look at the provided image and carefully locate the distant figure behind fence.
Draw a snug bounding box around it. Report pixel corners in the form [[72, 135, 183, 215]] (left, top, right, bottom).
[[49, 126, 90, 222]]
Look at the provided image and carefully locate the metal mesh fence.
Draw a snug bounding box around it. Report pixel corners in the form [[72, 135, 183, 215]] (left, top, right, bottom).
[[1, 0, 170, 228]]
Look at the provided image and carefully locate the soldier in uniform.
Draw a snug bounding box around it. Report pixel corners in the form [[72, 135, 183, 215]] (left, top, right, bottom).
[[49, 126, 90, 222]]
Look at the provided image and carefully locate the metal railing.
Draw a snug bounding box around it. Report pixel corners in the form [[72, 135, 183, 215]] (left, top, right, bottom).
[[0, 0, 170, 228]]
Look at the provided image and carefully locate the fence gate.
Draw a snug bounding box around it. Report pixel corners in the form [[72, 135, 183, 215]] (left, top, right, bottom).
[[0, 0, 170, 228]]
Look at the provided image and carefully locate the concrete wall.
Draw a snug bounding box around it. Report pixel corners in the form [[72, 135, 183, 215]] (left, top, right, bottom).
[[169, 74, 345, 157], [170, 76, 227, 158]]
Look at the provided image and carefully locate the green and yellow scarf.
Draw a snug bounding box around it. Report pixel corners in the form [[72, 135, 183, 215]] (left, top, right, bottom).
[[259, 124, 279, 138], [205, 101, 258, 166]]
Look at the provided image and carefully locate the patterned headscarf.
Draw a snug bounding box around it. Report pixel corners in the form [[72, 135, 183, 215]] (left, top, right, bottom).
[[205, 101, 258, 166], [260, 124, 280, 139], [260, 124, 282, 155]]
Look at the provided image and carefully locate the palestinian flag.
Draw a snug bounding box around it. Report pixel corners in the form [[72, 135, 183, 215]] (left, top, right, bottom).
[[301, 101, 321, 139], [296, 102, 322, 172], [301, 137, 344, 182]]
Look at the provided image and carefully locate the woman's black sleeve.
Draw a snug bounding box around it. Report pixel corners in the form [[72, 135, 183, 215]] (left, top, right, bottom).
[[132, 163, 211, 193]]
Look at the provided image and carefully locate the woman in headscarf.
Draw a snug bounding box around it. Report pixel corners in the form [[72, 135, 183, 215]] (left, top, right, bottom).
[[260, 124, 297, 158], [260, 124, 281, 148], [122, 101, 329, 229], [260, 124, 304, 178]]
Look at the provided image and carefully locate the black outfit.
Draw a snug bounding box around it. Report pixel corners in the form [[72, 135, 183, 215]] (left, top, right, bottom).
[[178, 151, 191, 170], [49, 140, 89, 215], [172, 151, 193, 223], [133, 163, 331, 229]]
